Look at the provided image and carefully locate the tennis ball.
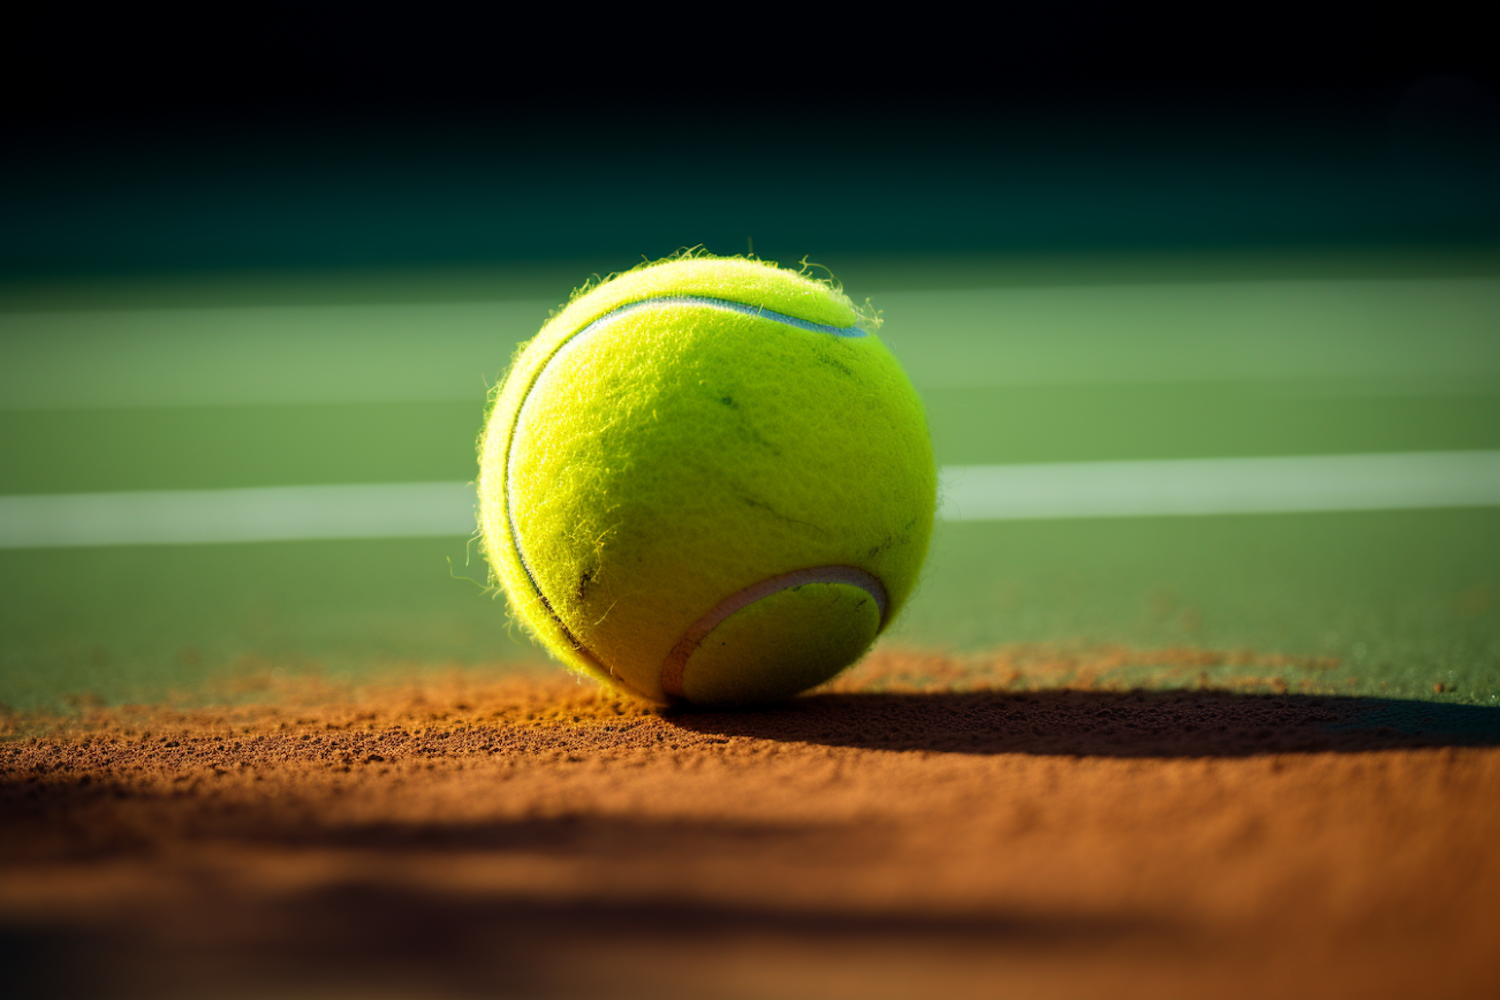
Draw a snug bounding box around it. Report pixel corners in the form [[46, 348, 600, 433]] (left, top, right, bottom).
[[476, 255, 936, 706]]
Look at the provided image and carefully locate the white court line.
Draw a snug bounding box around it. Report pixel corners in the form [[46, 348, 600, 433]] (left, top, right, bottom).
[[0, 482, 477, 549], [938, 451, 1500, 521], [2, 452, 1499, 549]]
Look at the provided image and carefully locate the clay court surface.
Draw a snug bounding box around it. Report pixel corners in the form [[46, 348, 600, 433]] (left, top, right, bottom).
[[4, 650, 1497, 1000]]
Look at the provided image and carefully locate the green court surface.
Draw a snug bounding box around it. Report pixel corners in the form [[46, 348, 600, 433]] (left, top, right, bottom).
[[2, 251, 1498, 711]]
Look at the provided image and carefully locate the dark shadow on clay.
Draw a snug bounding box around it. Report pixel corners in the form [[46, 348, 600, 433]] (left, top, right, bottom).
[[0, 793, 1165, 999], [667, 689, 1500, 757], [3, 887, 1159, 999]]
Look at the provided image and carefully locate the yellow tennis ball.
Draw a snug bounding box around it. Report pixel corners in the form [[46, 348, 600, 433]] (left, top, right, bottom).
[[476, 255, 936, 706]]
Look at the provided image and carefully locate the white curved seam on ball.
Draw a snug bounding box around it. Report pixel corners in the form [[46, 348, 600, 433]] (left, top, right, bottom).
[[659, 566, 890, 699], [502, 294, 870, 672]]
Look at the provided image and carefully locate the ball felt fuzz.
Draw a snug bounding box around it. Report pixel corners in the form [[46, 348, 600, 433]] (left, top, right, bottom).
[[476, 255, 936, 706]]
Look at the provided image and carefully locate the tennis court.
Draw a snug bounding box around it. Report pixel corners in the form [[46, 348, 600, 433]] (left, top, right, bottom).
[[4, 254, 1498, 707]]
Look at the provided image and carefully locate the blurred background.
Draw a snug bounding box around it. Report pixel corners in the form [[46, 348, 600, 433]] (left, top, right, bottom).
[[2, 12, 1497, 709], [5, 11, 1499, 273]]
